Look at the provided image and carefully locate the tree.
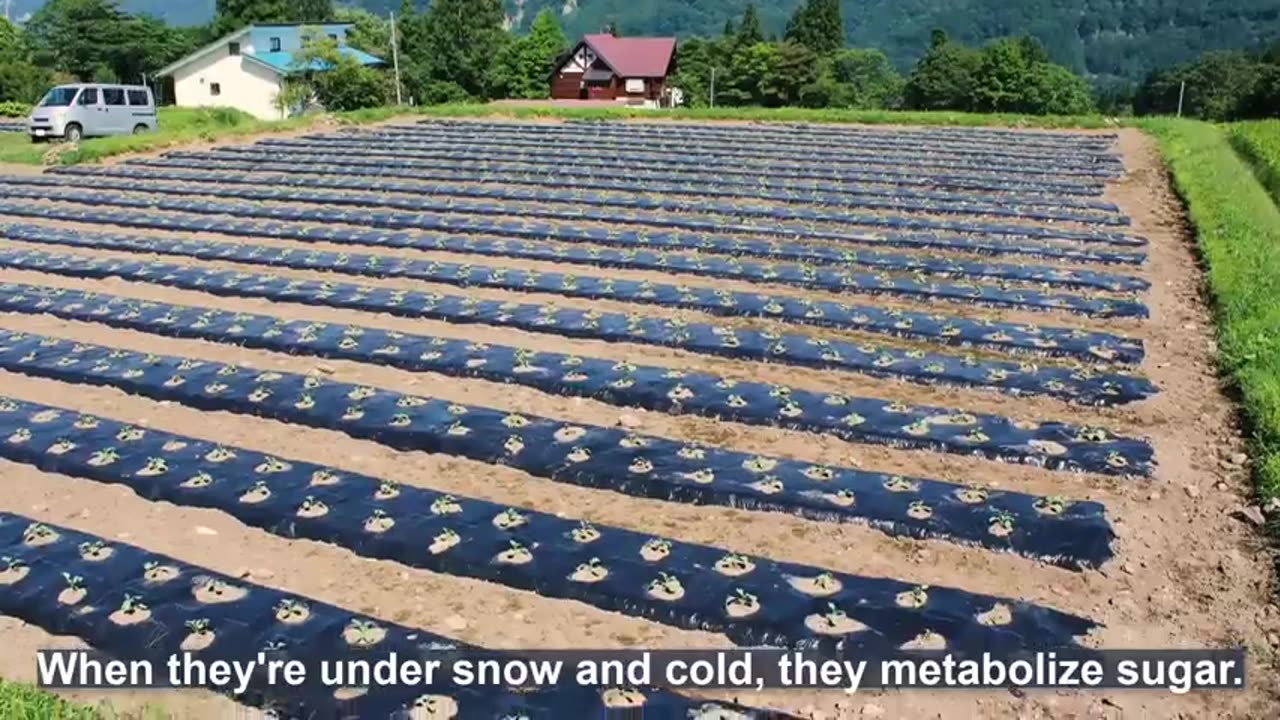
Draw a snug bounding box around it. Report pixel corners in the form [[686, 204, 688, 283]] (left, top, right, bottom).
[[0, 17, 23, 61], [1019, 62, 1094, 114], [413, 0, 508, 100], [903, 32, 1093, 115], [815, 48, 903, 109], [969, 35, 1085, 114], [1133, 67, 1180, 116], [491, 8, 568, 99], [0, 64, 49, 105], [397, 0, 426, 55], [902, 29, 980, 111], [971, 36, 1038, 112], [454, 0, 1279, 84], [761, 41, 819, 106], [283, 33, 387, 113], [737, 3, 763, 47], [1242, 64, 1280, 118], [214, 0, 334, 35], [0, 19, 49, 105], [784, 0, 844, 55], [26, 0, 127, 80], [1093, 78, 1135, 115], [295, 0, 334, 20], [668, 36, 729, 107], [525, 8, 569, 74], [25, 0, 196, 83], [336, 7, 391, 58], [716, 41, 776, 106], [1260, 42, 1280, 67], [1182, 52, 1264, 120], [1134, 50, 1267, 119], [394, 0, 439, 104]]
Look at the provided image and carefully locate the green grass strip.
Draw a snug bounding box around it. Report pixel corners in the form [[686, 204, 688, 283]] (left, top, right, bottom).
[[1229, 120, 1280, 209], [1142, 118, 1280, 498], [1, 106, 413, 167]]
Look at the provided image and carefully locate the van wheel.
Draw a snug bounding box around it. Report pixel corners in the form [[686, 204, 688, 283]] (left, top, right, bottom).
[[64, 123, 83, 143], [132, 124, 149, 135]]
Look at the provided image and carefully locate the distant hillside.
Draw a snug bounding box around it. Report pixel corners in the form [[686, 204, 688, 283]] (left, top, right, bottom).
[[542, 0, 1280, 83], [8, 0, 1278, 82]]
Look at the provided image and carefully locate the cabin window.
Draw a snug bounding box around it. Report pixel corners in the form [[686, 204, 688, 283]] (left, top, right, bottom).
[[210, 83, 222, 97], [328, 34, 338, 41], [76, 88, 99, 106], [228, 42, 241, 56], [270, 37, 281, 52], [102, 88, 126, 106], [127, 89, 149, 106]]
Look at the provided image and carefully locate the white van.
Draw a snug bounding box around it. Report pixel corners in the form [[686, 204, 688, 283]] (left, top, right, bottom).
[[28, 83, 157, 143]]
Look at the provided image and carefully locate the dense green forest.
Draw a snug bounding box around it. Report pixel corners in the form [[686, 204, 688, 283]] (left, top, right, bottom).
[[547, 0, 1280, 85], [1, 0, 1276, 120], [8, 0, 1278, 83]]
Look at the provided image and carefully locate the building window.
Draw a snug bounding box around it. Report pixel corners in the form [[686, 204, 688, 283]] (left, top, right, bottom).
[[270, 37, 281, 52], [228, 42, 241, 56], [210, 83, 221, 97]]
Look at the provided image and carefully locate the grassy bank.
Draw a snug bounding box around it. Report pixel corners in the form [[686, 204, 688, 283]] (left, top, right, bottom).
[[0, 105, 412, 166], [1142, 118, 1280, 499], [1229, 120, 1280, 207]]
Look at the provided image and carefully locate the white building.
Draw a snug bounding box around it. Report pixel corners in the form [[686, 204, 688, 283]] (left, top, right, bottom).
[[155, 23, 384, 120]]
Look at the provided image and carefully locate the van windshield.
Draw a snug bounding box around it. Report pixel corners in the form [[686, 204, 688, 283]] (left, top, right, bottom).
[[38, 87, 80, 107]]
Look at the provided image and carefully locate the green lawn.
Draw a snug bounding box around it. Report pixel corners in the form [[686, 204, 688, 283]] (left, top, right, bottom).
[[0, 105, 416, 166], [1142, 118, 1280, 501], [1229, 120, 1280, 207], [0, 131, 47, 165]]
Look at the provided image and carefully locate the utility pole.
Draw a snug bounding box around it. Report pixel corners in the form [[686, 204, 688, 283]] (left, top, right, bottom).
[[709, 67, 716, 108], [390, 11, 403, 105], [1176, 80, 1186, 118]]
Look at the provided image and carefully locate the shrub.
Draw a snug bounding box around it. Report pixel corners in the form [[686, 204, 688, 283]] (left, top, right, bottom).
[[0, 101, 30, 117]]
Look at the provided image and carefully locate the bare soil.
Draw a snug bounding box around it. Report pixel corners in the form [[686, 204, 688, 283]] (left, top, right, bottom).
[[0, 125, 1272, 719]]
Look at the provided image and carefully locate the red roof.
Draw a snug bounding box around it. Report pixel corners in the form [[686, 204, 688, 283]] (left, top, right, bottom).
[[581, 34, 676, 78]]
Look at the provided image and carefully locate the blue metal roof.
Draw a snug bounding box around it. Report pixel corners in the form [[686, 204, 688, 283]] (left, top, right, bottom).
[[156, 23, 385, 77], [252, 46, 386, 73]]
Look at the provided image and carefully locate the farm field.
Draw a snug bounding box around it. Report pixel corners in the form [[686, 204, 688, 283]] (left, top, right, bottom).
[[0, 118, 1273, 718]]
